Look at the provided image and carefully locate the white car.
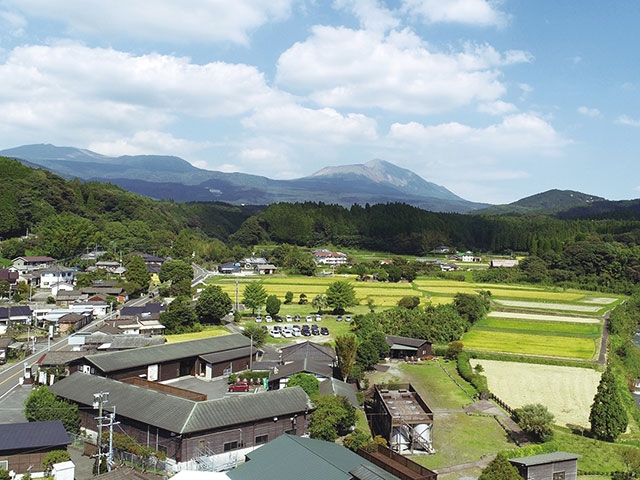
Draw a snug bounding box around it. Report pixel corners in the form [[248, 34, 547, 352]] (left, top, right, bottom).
[[270, 328, 281, 338], [285, 315, 293, 322], [315, 314, 322, 321], [282, 329, 293, 338], [306, 316, 313, 322], [265, 315, 273, 322], [255, 316, 262, 323]]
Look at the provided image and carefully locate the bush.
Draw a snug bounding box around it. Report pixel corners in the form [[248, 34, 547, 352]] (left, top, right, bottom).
[[457, 352, 488, 396], [42, 450, 71, 474]]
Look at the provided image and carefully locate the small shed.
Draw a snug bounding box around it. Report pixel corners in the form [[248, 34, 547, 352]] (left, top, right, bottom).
[[385, 335, 432, 359], [509, 452, 581, 480]]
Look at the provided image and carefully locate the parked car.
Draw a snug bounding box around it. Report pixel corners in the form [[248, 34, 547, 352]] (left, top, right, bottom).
[[294, 315, 301, 322], [275, 316, 283, 322], [315, 314, 322, 321], [255, 316, 262, 323], [311, 325, 320, 335], [228, 381, 250, 392], [336, 315, 342, 322], [345, 316, 352, 322], [265, 315, 273, 322], [305, 316, 313, 322], [285, 315, 292, 322], [320, 327, 330, 335], [282, 329, 293, 338]]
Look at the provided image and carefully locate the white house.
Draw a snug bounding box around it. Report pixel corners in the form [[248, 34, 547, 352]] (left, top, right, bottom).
[[313, 249, 348, 265], [39, 267, 76, 289]]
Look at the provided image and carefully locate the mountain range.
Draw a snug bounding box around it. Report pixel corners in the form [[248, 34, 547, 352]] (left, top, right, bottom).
[[1, 143, 629, 216], [0, 144, 491, 213]]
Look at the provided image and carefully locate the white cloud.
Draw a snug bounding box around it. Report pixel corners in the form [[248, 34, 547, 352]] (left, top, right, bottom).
[[88, 131, 211, 157], [478, 100, 518, 115], [389, 113, 569, 157], [616, 115, 640, 127], [402, 0, 508, 27], [577, 106, 600, 118], [333, 0, 400, 32], [277, 27, 530, 113], [243, 103, 378, 144], [0, 10, 26, 37], [5, 0, 294, 45], [0, 43, 286, 146]]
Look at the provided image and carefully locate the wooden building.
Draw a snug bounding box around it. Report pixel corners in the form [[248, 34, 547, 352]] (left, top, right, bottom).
[[81, 334, 252, 381], [49, 373, 313, 467], [0, 420, 70, 475], [509, 452, 581, 480], [385, 335, 432, 360]]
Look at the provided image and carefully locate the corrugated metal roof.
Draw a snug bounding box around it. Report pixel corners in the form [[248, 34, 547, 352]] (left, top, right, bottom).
[[509, 452, 581, 467], [350, 464, 400, 480], [49, 373, 313, 434], [0, 420, 70, 450], [200, 345, 252, 364], [228, 434, 400, 480], [85, 334, 251, 372]]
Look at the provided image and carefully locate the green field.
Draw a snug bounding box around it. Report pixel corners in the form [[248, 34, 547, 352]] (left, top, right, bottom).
[[474, 317, 601, 337]]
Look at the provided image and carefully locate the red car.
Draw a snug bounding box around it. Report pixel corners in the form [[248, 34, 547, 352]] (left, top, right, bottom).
[[228, 381, 250, 392]]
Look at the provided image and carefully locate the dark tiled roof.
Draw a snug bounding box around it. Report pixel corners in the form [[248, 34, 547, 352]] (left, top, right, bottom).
[[38, 351, 87, 366], [269, 358, 333, 381], [119, 303, 165, 317], [228, 434, 399, 480], [200, 345, 252, 364], [50, 373, 313, 434], [319, 378, 359, 408], [509, 452, 581, 467], [85, 334, 251, 372], [281, 341, 336, 363], [0, 420, 70, 451], [385, 335, 431, 348]]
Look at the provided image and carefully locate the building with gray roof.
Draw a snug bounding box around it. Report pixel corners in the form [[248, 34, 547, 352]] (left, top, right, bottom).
[[50, 372, 314, 466]]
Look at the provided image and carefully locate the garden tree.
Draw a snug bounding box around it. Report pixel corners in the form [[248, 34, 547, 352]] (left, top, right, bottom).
[[241, 324, 268, 348], [335, 334, 358, 381], [265, 294, 281, 316], [369, 331, 390, 359], [159, 259, 193, 284], [398, 296, 420, 309], [478, 453, 521, 480], [23, 386, 81, 434], [514, 403, 555, 442], [159, 296, 199, 334], [195, 285, 233, 324], [453, 292, 489, 325], [243, 281, 267, 314], [308, 395, 357, 442], [75, 268, 110, 288], [42, 450, 71, 474], [383, 264, 403, 282], [312, 294, 328, 314], [376, 268, 389, 282], [325, 280, 357, 314], [0, 280, 9, 299], [16, 281, 29, 298], [298, 293, 308, 305], [446, 341, 464, 359], [286, 373, 320, 397], [343, 429, 373, 452], [366, 298, 376, 312], [589, 365, 628, 441], [124, 255, 151, 295], [356, 340, 379, 370], [0, 237, 25, 259], [284, 291, 293, 304], [519, 256, 549, 283]]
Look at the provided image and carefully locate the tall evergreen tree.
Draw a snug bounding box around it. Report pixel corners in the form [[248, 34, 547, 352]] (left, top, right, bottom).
[[589, 365, 628, 441], [335, 334, 358, 381], [195, 285, 233, 325], [478, 453, 521, 480], [124, 255, 151, 295], [243, 281, 267, 315]]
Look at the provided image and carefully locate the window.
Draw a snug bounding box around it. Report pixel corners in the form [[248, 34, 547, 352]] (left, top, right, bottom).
[[255, 435, 268, 445], [0, 461, 7, 470], [223, 441, 238, 452], [553, 472, 565, 480]]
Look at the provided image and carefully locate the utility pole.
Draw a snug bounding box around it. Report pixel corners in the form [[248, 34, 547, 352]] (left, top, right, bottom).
[[93, 392, 109, 472], [105, 406, 119, 471]]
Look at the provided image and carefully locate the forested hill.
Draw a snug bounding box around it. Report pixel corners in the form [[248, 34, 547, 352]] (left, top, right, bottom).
[[6, 155, 640, 295]]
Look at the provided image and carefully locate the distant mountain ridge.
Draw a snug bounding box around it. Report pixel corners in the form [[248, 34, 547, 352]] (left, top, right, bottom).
[[472, 189, 607, 215], [1, 144, 489, 213]]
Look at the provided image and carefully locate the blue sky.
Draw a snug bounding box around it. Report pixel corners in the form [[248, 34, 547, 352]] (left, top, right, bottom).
[[0, 0, 638, 205]]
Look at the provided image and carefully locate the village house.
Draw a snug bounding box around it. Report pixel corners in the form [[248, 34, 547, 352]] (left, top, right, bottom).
[[490, 259, 520, 268], [0, 420, 71, 476], [312, 249, 348, 266], [385, 335, 432, 360], [10, 256, 55, 274], [38, 266, 77, 289], [0, 269, 19, 296]]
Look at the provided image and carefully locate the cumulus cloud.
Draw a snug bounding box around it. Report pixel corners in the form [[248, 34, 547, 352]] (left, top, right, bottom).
[[333, 0, 400, 32], [616, 115, 640, 127], [4, 0, 294, 45], [577, 106, 600, 118], [389, 113, 569, 157], [0, 42, 286, 146], [88, 131, 211, 157], [242, 103, 378, 144], [478, 100, 518, 115], [277, 27, 530, 113], [402, 0, 508, 27]]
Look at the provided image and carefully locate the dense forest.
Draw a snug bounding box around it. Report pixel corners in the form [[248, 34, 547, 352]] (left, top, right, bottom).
[[4, 156, 640, 293]]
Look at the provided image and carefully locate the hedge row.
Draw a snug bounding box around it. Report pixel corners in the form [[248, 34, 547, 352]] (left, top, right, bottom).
[[457, 352, 488, 394], [501, 441, 558, 459], [465, 350, 600, 371], [228, 371, 270, 384]]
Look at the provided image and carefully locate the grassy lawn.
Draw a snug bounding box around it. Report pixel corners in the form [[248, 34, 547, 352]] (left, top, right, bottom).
[[552, 427, 630, 473], [398, 362, 475, 411], [164, 325, 229, 343], [474, 318, 601, 337]]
